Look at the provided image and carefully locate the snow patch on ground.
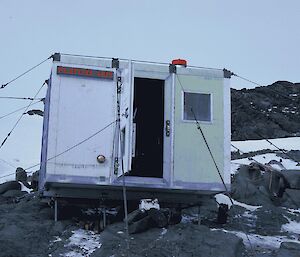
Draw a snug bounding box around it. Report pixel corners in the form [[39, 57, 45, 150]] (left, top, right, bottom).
[[52, 236, 62, 243], [161, 228, 167, 235], [212, 229, 300, 249], [63, 229, 101, 257], [281, 217, 300, 235], [285, 208, 300, 215], [215, 194, 261, 211], [233, 153, 298, 169], [231, 153, 299, 174], [181, 214, 197, 224], [18, 182, 32, 193], [231, 137, 300, 152]]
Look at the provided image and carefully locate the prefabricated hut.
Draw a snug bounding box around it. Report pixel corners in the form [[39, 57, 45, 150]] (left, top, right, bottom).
[[39, 53, 231, 205]]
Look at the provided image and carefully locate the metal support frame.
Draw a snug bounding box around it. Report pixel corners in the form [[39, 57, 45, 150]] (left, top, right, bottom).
[[52, 53, 61, 62], [169, 64, 177, 74], [197, 205, 201, 225], [54, 199, 58, 222], [112, 58, 119, 69], [223, 68, 233, 78], [103, 208, 107, 228]]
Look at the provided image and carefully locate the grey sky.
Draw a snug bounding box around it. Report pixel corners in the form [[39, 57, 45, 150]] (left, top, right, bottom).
[[0, 0, 299, 177]]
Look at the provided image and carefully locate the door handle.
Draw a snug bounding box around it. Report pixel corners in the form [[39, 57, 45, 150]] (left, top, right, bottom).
[[166, 120, 170, 137]]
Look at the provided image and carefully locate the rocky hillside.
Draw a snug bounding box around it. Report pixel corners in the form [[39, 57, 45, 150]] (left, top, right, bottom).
[[232, 81, 300, 140]]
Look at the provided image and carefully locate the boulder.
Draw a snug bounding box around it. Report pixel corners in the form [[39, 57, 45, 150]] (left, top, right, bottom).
[[16, 167, 32, 189], [148, 208, 168, 228], [281, 169, 300, 189], [0, 181, 21, 195], [2, 190, 27, 198], [281, 188, 300, 208], [276, 242, 300, 257]]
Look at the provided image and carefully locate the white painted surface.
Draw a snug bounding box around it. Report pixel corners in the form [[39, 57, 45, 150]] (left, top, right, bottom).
[[46, 63, 116, 179], [118, 62, 133, 177]]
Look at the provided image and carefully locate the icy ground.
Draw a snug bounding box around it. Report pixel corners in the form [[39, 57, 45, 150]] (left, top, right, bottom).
[[60, 229, 102, 257], [214, 193, 300, 251], [231, 136, 300, 174], [1, 136, 300, 256], [231, 136, 300, 153]]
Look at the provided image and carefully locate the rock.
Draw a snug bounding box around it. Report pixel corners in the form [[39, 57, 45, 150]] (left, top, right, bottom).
[[15, 167, 27, 182], [16, 167, 32, 189], [281, 169, 300, 189], [127, 209, 147, 225], [161, 208, 182, 225], [0, 181, 21, 195], [276, 242, 300, 257], [2, 190, 27, 198], [148, 208, 168, 228], [128, 215, 152, 234], [49, 221, 67, 236], [231, 81, 300, 140], [93, 223, 245, 257], [231, 165, 273, 206], [281, 188, 300, 208], [217, 203, 229, 224], [263, 169, 289, 198], [30, 170, 39, 191]]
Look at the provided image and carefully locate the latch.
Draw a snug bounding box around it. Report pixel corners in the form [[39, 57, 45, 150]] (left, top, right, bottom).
[[122, 107, 129, 118], [165, 120, 170, 137], [114, 158, 119, 175]]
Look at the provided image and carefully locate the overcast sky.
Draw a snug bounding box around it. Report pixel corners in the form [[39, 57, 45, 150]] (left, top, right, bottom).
[[0, 0, 299, 179]]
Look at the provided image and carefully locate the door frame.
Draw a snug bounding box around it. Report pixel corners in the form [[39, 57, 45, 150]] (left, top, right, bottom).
[[120, 63, 174, 186]]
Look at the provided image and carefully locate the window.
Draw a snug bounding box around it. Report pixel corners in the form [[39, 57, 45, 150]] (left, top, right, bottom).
[[183, 92, 211, 122]]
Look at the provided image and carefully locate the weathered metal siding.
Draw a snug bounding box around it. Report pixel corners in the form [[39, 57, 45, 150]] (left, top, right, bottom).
[[173, 73, 227, 187]]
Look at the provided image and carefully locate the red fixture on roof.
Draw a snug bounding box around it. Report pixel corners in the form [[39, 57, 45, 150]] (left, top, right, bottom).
[[171, 59, 187, 67]]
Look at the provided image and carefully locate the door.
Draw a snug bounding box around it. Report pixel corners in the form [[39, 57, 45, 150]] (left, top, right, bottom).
[[163, 74, 174, 184], [46, 64, 116, 181], [116, 62, 134, 177]]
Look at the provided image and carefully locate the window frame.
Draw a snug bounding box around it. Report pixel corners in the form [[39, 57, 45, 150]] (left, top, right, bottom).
[[181, 90, 213, 124]]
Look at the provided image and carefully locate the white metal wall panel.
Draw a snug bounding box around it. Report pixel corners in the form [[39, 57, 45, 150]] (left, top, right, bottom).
[[173, 72, 225, 186], [46, 63, 116, 180]]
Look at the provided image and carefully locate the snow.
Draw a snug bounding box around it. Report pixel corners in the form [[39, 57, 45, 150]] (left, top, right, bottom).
[[231, 137, 300, 153], [161, 228, 167, 235], [281, 209, 300, 236], [285, 208, 300, 215], [64, 229, 101, 257], [233, 200, 261, 211], [212, 229, 300, 249], [231, 153, 299, 174], [215, 193, 261, 211], [181, 214, 197, 224], [52, 236, 62, 243], [281, 218, 300, 235], [231, 137, 300, 175], [18, 182, 32, 193]]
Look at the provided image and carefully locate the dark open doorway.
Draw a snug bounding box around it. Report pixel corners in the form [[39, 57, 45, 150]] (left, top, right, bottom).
[[130, 77, 164, 178]]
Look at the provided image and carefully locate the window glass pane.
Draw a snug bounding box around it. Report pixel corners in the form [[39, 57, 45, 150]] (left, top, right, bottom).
[[183, 92, 211, 121]]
